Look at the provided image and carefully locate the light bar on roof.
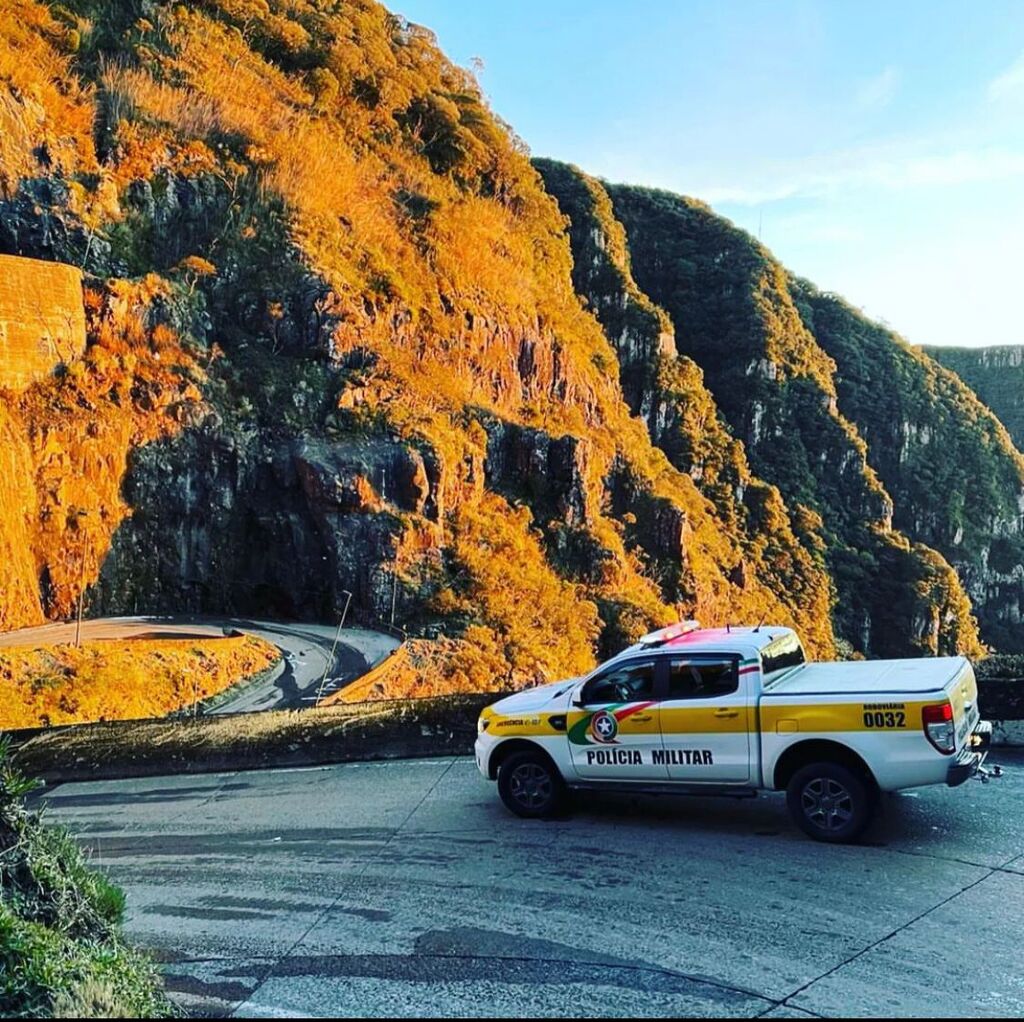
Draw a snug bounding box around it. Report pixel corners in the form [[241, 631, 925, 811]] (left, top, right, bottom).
[[637, 620, 701, 647]]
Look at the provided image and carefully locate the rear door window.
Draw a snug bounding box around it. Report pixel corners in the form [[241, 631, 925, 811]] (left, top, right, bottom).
[[666, 658, 738, 700]]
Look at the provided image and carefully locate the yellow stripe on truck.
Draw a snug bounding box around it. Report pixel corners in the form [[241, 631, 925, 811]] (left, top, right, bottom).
[[658, 706, 750, 734], [483, 710, 558, 737], [485, 699, 947, 738], [759, 701, 934, 734], [663, 702, 933, 734]]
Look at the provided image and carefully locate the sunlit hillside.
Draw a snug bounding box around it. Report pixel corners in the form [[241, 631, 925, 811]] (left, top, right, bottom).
[[6, 0, 1024, 697]]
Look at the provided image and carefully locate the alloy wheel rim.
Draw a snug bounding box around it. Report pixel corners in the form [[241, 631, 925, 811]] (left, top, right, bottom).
[[801, 777, 854, 830], [509, 763, 553, 809]]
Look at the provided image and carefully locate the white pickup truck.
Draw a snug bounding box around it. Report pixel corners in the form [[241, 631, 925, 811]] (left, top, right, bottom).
[[475, 622, 999, 841]]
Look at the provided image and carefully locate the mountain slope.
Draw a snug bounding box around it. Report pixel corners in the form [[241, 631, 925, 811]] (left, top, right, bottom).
[[5, 0, 1020, 674], [795, 292, 1024, 652], [532, 159, 834, 641], [925, 346, 1024, 451], [583, 180, 982, 656], [0, 0, 839, 692]]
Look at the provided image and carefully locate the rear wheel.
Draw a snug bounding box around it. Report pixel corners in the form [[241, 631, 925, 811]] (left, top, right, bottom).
[[786, 761, 875, 843], [497, 750, 566, 819]]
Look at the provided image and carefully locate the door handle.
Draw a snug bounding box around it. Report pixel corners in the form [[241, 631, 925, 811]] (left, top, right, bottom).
[[631, 714, 653, 723], [714, 708, 740, 718]]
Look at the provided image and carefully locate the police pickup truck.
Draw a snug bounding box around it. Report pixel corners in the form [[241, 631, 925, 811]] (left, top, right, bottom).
[[475, 622, 999, 842]]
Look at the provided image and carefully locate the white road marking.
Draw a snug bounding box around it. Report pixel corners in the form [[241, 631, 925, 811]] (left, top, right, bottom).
[[235, 1002, 328, 1019]]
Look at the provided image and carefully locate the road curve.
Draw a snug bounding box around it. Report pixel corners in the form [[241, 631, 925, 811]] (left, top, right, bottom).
[[0, 616, 400, 713], [42, 749, 1024, 1018]]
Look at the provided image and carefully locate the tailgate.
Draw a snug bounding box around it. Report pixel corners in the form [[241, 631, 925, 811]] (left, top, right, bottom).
[[946, 660, 980, 751]]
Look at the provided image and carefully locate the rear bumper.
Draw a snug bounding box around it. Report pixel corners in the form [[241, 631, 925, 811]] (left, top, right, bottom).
[[947, 720, 993, 787]]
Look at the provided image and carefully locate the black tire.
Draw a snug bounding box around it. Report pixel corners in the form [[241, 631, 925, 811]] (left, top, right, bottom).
[[497, 750, 566, 819], [785, 761, 875, 843]]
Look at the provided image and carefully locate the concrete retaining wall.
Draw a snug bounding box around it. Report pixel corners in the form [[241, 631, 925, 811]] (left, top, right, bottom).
[[13, 693, 496, 784], [0, 254, 86, 390]]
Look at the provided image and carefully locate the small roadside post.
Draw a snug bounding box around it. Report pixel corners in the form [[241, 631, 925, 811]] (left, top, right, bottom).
[[316, 590, 352, 704], [72, 508, 90, 648]]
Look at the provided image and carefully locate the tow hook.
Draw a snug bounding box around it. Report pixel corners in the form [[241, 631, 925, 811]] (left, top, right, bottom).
[[976, 763, 1004, 783]]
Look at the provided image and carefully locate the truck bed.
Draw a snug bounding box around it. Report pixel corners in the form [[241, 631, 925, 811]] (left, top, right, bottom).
[[764, 656, 968, 696]]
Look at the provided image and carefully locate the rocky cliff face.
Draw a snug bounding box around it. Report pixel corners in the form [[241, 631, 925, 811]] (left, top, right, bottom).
[[795, 291, 1024, 652], [561, 179, 982, 656], [925, 346, 1024, 450], [533, 160, 834, 644], [0, 0, 842, 694]]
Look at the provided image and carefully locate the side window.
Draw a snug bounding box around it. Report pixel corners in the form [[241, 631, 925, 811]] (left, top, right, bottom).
[[667, 658, 737, 700], [583, 659, 657, 705]]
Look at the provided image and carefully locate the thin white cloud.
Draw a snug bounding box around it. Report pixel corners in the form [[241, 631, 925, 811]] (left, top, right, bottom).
[[855, 67, 900, 110], [694, 145, 1024, 206], [989, 50, 1024, 101], [765, 215, 866, 245]]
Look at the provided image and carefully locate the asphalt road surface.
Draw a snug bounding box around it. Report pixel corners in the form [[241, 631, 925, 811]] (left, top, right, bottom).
[[43, 749, 1024, 1018], [0, 617, 400, 713]]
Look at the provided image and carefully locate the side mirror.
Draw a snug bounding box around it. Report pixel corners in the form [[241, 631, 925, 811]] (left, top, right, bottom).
[[571, 685, 586, 708]]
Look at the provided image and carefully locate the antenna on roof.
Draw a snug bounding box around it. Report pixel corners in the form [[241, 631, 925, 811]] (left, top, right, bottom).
[[726, 623, 731, 633], [753, 613, 767, 633]]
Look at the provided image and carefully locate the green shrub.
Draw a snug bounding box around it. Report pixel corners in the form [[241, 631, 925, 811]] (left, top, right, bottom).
[[0, 739, 172, 1018], [975, 654, 1024, 680]]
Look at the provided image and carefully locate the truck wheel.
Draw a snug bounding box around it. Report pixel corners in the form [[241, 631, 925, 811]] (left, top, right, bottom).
[[786, 761, 874, 843], [497, 750, 566, 819]]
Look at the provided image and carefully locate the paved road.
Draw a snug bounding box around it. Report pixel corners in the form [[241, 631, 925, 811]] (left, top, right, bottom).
[[42, 750, 1024, 1018], [0, 617, 400, 713]]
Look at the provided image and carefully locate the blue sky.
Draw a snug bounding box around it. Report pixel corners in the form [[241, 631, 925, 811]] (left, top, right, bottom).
[[396, 1, 1024, 348]]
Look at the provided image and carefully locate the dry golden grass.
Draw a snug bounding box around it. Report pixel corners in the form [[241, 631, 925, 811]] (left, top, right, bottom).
[[328, 635, 514, 703], [0, 0, 96, 194], [0, 634, 280, 729]]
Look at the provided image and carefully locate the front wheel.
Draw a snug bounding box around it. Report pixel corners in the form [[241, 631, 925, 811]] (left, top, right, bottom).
[[497, 750, 566, 819], [786, 761, 875, 843]]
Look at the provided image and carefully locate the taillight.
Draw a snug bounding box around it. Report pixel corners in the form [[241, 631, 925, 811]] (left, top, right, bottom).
[[922, 702, 955, 754]]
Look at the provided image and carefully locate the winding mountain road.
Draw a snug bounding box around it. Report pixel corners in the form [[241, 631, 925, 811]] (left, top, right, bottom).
[[0, 617, 400, 713], [43, 749, 1024, 1018]]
